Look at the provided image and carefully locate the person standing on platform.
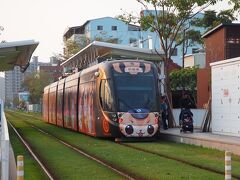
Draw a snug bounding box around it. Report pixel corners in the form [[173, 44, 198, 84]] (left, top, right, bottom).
[[179, 92, 195, 109], [160, 95, 168, 130]]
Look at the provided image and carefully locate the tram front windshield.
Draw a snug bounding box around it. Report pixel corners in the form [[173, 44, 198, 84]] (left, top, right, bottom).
[[113, 69, 158, 112]]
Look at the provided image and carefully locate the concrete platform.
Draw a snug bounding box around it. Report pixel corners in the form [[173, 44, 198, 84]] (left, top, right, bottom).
[[0, 143, 17, 180], [159, 128, 240, 156]]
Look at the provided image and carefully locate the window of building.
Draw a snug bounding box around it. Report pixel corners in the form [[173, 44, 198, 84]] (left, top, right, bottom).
[[112, 26, 117, 31], [227, 37, 240, 44], [129, 38, 138, 47], [97, 25, 103, 30], [192, 48, 199, 54], [129, 38, 137, 44], [171, 48, 178, 56]]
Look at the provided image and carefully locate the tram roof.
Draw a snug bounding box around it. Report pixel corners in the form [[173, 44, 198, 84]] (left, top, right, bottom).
[[61, 41, 164, 70], [0, 40, 39, 72]]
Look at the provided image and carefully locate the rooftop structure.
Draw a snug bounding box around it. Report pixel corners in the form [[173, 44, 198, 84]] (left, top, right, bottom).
[[202, 23, 240, 67], [0, 40, 38, 72], [0, 39, 38, 180], [61, 41, 164, 72]]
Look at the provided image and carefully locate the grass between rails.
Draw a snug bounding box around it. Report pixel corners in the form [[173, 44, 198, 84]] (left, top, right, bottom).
[[7, 113, 124, 180], [126, 141, 240, 177], [6, 111, 228, 179], [8, 122, 49, 180]]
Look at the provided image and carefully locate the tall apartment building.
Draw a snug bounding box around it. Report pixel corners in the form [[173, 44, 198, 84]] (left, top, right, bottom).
[[5, 55, 62, 103], [4, 56, 40, 103], [63, 15, 205, 66], [0, 76, 5, 102], [5, 66, 23, 102]]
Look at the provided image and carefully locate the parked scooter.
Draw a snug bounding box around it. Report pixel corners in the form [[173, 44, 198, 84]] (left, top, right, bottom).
[[179, 108, 193, 133]]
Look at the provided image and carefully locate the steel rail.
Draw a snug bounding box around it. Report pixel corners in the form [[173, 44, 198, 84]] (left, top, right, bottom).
[[117, 143, 240, 180], [23, 121, 137, 180], [8, 121, 55, 180]]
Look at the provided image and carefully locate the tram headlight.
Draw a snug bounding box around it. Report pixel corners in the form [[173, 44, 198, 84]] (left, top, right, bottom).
[[125, 125, 134, 135], [147, 125, 154, 135]]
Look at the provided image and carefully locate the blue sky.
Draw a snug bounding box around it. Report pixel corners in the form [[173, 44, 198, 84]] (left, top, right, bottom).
[[0, 0, 238, 62]]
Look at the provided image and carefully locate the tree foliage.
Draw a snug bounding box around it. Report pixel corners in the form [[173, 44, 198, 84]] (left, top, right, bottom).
[[60, 33, 120, 61], [170, 66, 198, 105], [120, 0, 239, 61], [170, 67, 198, 91], [119, 0, 239, 126], [12, 97, 20, 107], [193, 9, 237, 32], [120, 0, 240, 87], [62, 39, 82, 60], [21, 72, 53, 104]]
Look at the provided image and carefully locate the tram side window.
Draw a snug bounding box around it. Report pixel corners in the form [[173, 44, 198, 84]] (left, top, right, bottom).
[[100, 80, 114, 111]]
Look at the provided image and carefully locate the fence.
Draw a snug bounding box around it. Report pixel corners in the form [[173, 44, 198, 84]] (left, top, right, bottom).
[[0, 99, 10, 180], [28, 104, 42, 112]]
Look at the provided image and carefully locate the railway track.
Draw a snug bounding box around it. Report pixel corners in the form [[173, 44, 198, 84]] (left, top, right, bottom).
[[8, 117, 138, 180], [8, 121, 55, 180], [8, 111, 237, 179], [16, 121, 229, 180], [117, 143, 240, 180]]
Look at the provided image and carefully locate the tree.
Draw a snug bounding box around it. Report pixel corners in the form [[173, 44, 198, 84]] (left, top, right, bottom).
[[12, 97, 20, 108], [121, 0, 239, 83], [22, 72, 53, 104], [62, 39, 82, 60], [59, 33, 122, 62], [121, 0, 239, 70], [193, 9, 237, 32], [4, 99, 11, 108], [170, 67, 198, 106], [180, 9, 238, 66]]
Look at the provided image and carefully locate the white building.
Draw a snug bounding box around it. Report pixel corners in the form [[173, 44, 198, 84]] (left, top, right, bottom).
[[184, 53, 206, 68], [211, 56, 240, 137], [4, 66, 23, 102], [18, 91, 29, 102], [64, 14, 206, 66]]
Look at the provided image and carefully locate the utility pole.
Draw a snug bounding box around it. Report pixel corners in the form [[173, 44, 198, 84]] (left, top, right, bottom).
[[182, 28, 186, 68]]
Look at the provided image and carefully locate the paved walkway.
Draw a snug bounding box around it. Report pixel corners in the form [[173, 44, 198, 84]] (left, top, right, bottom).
[[159, 128, 240, 156]]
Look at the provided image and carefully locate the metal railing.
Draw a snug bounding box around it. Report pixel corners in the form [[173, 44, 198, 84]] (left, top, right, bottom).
[[0, 99, 9, 180]]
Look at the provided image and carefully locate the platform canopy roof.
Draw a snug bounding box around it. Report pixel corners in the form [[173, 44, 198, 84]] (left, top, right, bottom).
[[61, 41, 164, 70], [0, 40, 39, 72]]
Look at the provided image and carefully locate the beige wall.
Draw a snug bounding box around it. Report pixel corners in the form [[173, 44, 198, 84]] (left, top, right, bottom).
[[184, 53, 206, 68], [184, 56, 194, 68]]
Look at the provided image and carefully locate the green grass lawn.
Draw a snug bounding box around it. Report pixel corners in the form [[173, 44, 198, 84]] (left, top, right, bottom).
[[6, 110, 229, 179], [8, 122, 49, 180], [7, 112, 124, 180], [126, 141, 240, 177]]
